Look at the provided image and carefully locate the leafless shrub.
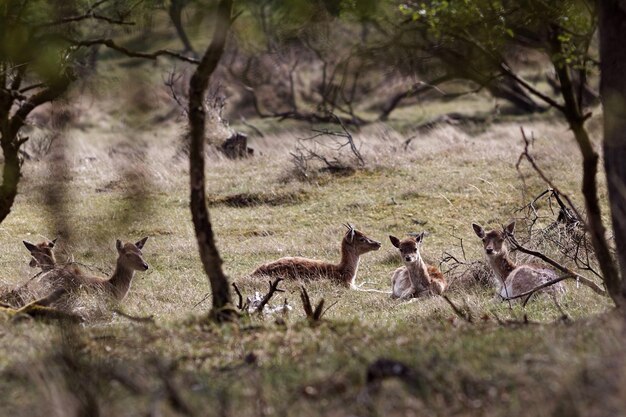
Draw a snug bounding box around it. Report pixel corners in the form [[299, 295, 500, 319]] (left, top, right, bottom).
[[290, 113, 364, 179], [21, 134, 57, 161], [440, 232, 494, 291]]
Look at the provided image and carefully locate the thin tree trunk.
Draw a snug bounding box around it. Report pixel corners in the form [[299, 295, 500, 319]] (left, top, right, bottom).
[[599, 0, 626, 303], [0, 69, 70, 225], [169, 0, 195, 54], [0, 137, 20, 223], [187, 0, 236, 321], [551, 37, 623, 307]]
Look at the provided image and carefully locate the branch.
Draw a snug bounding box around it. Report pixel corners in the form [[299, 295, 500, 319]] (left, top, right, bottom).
[[38, 12, 135, 27], [442, 295, 473, 323], [67, 38, 200, 64], [507, 234, 607, 296], [515, 127, 585, 225], [254, 278, 285, 314], [499, 62, 566, 112]]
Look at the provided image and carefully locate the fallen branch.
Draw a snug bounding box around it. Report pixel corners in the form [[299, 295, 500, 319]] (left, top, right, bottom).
[[507, 234, 607, 296], [442, 295, 473, 323], [113, 308, 155, 323]]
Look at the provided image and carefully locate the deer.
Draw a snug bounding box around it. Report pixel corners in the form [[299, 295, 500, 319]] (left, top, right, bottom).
[[472, 221, 565, 301], [41, 237, 150, 301], [250, 224, 381, 287], [23, 238, 58, 271], [389, 233, 447, 299]]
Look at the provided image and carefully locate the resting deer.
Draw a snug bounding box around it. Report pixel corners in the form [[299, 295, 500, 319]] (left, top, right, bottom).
[[251, 224, 381, 287], [23, 238, 58, 271], [43, 237, 150, 300], [472, 221, 565, 301], [389, 233, 447, 299]]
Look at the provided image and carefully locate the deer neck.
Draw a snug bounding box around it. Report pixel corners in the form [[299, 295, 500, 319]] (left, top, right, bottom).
[[337, 243, 360, 286], [108, 259, 135, 300], [488, 251, 516, 283], [405, 254, 430, 288]]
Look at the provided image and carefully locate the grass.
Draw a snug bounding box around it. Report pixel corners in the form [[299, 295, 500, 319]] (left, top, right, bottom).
[[0, 85, 622, 416]]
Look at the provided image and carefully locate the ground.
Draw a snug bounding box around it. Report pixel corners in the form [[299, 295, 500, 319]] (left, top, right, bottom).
[[0, 86, 622, 416]]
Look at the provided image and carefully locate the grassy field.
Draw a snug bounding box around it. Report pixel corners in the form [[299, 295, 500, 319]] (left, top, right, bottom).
[[0, 89, 623, 416]]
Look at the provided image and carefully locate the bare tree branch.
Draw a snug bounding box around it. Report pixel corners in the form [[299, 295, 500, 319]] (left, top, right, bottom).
[[506, 233, 607, 296], [67, 38, 200, 64]]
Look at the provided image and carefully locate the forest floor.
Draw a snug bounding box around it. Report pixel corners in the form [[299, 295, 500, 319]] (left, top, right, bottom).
[[0, 90, 623, 416]]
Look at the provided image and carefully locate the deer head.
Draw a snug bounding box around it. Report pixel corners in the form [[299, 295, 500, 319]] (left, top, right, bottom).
[[23, 238, 57, 270], [343, 223, 381, 255], [472, 221, 515, 257], [389, 232, 425, 264], [115, 237, 149, 271]]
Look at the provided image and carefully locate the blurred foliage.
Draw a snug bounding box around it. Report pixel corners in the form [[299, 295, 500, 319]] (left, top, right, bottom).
[[399, 0, 597, 70]]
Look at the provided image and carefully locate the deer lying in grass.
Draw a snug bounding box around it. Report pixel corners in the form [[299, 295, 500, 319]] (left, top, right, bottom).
[[389, 233, 447, 299], [472, 221, 565, 301], [23, 238, 58, 271], [42, 237, 150, 301], [251, 224, 381, 287]]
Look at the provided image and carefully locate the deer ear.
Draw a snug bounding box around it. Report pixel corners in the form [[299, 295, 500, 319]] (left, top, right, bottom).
[[135, 237, 148, 249], [416, 231, 425, 243], [389, 235, 400, 248], [49, 238, 57, 248], [505, 221, 516, 235], [116, 239, 124, 252], [472, 223, 485, 238], [23, 240, 37, 252]]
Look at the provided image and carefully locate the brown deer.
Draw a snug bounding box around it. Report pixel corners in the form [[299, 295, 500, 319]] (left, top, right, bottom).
[[23, 238, 58, 271], [251, 224, 381, 287], [389, 233, 447, 299], [43, 237, 150, 300], [472, 221, 565, 300]]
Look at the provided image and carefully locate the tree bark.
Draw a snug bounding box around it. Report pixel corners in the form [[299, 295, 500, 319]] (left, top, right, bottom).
[[599, 0, 626, 303], [0, 69, 71, 224], [187, 0, 237, 321]]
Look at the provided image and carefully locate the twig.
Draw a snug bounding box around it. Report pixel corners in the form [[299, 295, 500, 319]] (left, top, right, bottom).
[[192, 292, 211, 309], [231, 283, 246, 310], [113, 308, 155, 323], [442, 295, 472, 323], [516, 127, 585, 225]]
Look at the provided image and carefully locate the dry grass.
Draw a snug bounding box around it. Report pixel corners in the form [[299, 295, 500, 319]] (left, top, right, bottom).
[[0, 99, 621, 416]]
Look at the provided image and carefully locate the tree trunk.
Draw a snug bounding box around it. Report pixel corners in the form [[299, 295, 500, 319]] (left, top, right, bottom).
[[187, 0, 237, 322], [0, 137, 20, 223], [599, 0, 626, 302], [169, 0, 195, 54]]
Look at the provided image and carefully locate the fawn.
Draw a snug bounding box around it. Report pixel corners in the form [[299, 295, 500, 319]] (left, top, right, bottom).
[[389, 233, 447, 299], [472, 221, 565, 300], [43, 237, 150, 300], [251, 224, 381, 287], [23, 238, 58, 271]]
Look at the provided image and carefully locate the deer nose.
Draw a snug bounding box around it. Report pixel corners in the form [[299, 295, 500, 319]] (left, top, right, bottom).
[[405, 256, 412, 262], [141, 262, 149, 270], [485, 248, 494, 255]]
